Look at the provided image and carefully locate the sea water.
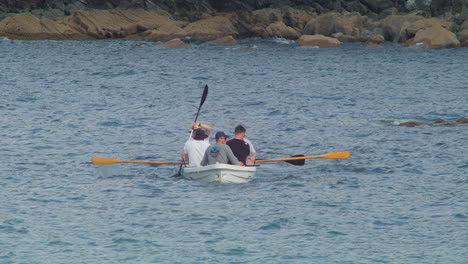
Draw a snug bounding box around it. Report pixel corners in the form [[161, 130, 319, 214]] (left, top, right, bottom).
[[0, 38, 467, 263]]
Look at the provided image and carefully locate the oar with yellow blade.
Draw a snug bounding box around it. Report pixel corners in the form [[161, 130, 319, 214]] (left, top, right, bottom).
[[255, 151, 351, 166], [91, 157, 186, 165]]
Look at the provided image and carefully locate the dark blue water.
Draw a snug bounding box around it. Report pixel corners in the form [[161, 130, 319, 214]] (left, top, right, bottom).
[[1, 37, 467, 263]]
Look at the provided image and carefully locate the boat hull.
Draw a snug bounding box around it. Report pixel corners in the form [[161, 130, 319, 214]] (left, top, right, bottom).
[[182, 163, 256, 183]]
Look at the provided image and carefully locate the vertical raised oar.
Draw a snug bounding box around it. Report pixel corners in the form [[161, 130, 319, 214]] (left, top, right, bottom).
[[194, 84, 209, 123], [177, 84, 209, 176]]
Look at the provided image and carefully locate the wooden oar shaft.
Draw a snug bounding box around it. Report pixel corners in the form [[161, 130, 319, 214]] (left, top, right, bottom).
[[91, 157, 186, 165], [122, 160, 186, 165], [255, 151, 351, 163]]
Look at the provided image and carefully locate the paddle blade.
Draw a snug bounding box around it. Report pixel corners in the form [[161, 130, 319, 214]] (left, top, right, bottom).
[[318, 151, 351, 159], [91, 157, 122, 165], [255, 151, 351, 165], [284, 155, 305, 166], [199, 84, 208, 108]]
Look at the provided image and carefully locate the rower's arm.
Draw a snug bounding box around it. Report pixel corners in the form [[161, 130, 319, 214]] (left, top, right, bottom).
[[193, 122, 212, 137]]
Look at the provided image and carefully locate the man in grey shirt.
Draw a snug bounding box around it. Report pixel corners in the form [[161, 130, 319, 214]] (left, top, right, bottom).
[[201, 131, 240, 166]]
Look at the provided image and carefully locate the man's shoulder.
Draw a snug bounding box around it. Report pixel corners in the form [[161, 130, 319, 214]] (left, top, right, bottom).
[[187, 139, 210, 147], [228, 138, 249, 146], [227, 138, 242, 144]]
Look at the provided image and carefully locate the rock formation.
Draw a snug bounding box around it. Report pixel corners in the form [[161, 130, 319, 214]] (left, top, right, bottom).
[[297, 34, 341, 47], [0, 0, 467, 48], [159, 38, 191, 49], [206, 36, 238, 45], [407, 24, 460, 48], [400, 118, 468, 127]]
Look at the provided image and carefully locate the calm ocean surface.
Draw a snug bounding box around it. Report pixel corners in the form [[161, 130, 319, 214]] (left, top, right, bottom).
[[0, 37, 467, 263]]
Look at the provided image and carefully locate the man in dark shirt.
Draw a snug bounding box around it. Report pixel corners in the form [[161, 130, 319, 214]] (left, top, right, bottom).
[[226, 125, 250, 166]]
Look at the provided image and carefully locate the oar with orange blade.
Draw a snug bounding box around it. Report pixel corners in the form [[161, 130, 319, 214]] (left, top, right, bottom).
[[255, 151, 351, 166], [91, 157, 186, 165]]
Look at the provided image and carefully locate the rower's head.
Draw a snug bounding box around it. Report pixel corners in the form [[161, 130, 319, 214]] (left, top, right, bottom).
[[193, 129, 208, 140], [215, 131, 229, 143], [234, 125, 246, 139]]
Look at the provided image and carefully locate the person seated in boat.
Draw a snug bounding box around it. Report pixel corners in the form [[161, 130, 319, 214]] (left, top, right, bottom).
[[181, 122, 211, 167], [226, 125, 253, 166], [200, 131, 240, 166], [243, 137, 256, 164]]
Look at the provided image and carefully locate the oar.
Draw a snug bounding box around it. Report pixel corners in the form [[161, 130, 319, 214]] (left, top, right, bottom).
[[194, 84, 208, 124], [255, 151, 351, 166], [177, 84, 209, 176], [92, 157, 186, 165]]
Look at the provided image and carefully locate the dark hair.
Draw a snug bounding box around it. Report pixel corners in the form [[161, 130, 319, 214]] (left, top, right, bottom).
[[234, 125, 246, 134]]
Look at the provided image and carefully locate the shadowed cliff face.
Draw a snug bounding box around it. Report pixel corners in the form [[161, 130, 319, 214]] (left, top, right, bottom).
[[2, 0, 467, 20]]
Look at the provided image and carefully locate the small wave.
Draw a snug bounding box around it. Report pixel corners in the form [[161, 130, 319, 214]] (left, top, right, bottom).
[[259, 218, 290, 230], [112, 237, 140, 244], [300, 45, 319, 49], [48, 240, 73, 246], [327, 230, 347, 236], [454, 213, 467, 219], [97, 121, 123, 127], [271, 38, 295, 45], [1, 37, 11, 41], [267, 110, 282, 116], [0, 225, 29, 234], [408, 42, 426, 49]]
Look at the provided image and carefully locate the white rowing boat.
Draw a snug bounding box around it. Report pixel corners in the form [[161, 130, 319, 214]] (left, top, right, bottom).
[[182, 163, 256, 183]]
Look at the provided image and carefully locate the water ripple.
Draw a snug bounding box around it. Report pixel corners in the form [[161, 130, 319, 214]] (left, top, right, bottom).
[[0, 39, 466, 264]]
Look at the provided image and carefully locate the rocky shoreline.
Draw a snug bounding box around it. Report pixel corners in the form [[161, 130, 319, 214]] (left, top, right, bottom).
[[0, 1, 467, 48]]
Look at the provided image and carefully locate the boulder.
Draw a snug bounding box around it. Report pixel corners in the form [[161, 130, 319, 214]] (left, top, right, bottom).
[[0, 9, 187, 40], [138, 24, 187, 40], [282, 8, 315, 33], [0, 13, 87, 40], [399, 17, 455, 42], [399, 121, 427, 127], [461, 40, 468, 47], [457, 20, 468, 43], [206, 35, 238, 45], [332, 32, 358, 42], [408, 24, 460, 48], [297, 34, 341, 48], [121, 23, 148, 37], [262, 21, 300, 39], [184, 15, 237, 40], [455, 8, 468, 24], [379, 15, 423, 41], [159, 38, 191, 49], [457, 29, 468, 43], [303, 12, 368, 40], [366, 34, 385, 46], [430, 0, 465, 17], [360, 0, 394, 14], [251, 8, 283, 26], [248, 8, 303, 39], [62, 9, 181, 39], [405, 0, 432, 12], [461, 20, 468, 31]]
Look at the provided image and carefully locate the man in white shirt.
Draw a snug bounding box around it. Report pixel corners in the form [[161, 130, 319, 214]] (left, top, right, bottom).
[[181, 122, 211, 167], [244, 137, 256, 163]]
